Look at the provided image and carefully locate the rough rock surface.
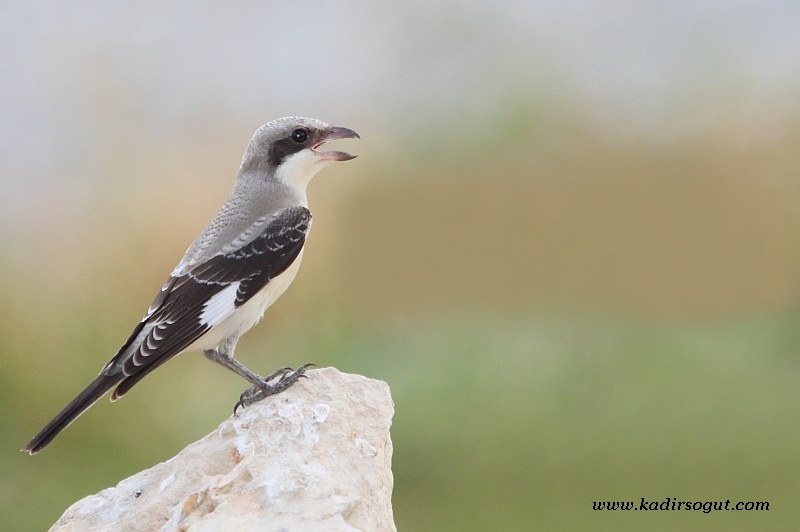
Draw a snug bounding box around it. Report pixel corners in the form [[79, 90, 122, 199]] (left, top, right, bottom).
[[51, 368, 396, 532]]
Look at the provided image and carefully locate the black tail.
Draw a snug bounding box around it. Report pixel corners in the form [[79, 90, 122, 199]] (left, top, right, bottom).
[[22, 373, 124, 455]]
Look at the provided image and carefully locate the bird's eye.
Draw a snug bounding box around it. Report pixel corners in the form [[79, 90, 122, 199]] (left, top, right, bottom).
[[290, 129, 308, 144]]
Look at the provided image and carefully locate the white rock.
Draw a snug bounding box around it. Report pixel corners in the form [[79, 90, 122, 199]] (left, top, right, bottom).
[[50, 368, 396, 532]]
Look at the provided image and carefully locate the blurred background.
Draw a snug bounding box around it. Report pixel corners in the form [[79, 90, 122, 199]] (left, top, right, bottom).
[[2, 1, 800, 530]]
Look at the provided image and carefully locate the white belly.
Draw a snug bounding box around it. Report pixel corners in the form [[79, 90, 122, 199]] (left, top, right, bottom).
[[183, 250, 304, 353]]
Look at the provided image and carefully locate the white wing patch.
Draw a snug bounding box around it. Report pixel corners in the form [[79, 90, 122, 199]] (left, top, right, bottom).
[[199, 282, 241, 327]]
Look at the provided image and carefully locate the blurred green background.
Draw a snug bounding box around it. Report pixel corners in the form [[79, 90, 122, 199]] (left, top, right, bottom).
[[3, 1, 800, 530]]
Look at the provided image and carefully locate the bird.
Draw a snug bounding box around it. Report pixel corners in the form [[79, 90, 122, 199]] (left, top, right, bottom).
[[22, 117, 360, 454]]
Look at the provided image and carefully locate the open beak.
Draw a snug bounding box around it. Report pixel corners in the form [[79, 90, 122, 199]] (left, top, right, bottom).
[[313, 125, 360, 161]]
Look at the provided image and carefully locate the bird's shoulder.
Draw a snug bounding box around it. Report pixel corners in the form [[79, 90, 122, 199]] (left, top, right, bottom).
[[175, 205, 312, 277]]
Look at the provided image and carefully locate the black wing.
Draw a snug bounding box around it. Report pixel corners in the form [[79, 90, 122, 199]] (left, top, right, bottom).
[[112, 205, 312, 397], [22, 207, 311, 454]]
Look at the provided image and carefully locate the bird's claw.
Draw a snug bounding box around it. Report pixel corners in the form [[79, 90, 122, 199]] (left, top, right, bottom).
[[233, 363, 315, 415]]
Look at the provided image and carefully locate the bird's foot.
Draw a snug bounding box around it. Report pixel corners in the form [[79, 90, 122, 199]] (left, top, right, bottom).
[[234, 363, 315, 415]]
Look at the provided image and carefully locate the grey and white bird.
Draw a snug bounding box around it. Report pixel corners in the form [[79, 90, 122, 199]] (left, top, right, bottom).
[[23, 117, 359, 454]]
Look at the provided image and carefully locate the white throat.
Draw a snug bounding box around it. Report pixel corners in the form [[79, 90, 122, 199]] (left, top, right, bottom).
[[274, 150, 330, 192]]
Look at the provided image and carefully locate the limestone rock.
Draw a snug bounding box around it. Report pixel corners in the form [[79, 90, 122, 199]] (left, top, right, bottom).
[[51, 368, 396, 532]]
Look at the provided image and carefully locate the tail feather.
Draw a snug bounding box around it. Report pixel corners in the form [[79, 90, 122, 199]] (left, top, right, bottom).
[[22, 373, 124, 455]]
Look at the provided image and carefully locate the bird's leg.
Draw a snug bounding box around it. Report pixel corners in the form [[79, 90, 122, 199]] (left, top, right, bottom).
[[233, 363, 315, 414], [203, 338, 314, 414]]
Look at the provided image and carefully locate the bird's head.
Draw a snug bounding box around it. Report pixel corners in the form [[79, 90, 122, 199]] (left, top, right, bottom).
[[240, 117, 360, 190]]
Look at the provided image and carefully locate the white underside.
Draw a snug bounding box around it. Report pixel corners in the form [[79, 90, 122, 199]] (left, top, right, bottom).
[[183, 249, 304, 353]]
